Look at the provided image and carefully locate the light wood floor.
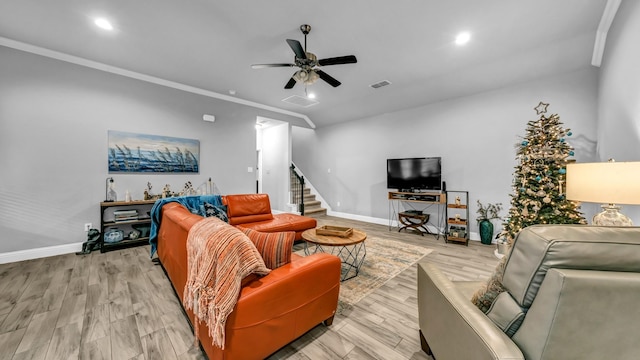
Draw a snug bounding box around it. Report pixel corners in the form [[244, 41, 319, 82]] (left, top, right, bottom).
[[0, 215, 498, 360]]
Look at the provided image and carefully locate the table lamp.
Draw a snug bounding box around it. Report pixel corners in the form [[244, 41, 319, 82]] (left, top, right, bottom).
[[566, 161, 640, 226]]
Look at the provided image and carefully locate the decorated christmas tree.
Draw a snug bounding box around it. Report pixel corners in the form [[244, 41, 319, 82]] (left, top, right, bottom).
[[500, 102, 587, 245]]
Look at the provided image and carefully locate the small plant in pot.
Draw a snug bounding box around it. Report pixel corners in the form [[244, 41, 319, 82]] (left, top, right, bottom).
[[476, 200, 503, 245]]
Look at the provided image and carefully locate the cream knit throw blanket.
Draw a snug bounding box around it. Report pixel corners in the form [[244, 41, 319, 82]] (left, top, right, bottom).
[[183, 217, 270, 349]]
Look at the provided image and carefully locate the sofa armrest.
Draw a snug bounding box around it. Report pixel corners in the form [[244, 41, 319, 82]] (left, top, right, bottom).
[[418, 262, 524, 360], [228, 253, 341, 328]]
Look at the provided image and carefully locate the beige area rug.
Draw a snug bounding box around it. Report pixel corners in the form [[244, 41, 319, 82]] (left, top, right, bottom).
[[296, 235, 432, 313]]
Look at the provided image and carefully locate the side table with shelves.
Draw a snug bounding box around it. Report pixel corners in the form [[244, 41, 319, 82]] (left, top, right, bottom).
[[398, 211, 431, 235], [445, 191, 469, 245], [100, 199, 156, 252]]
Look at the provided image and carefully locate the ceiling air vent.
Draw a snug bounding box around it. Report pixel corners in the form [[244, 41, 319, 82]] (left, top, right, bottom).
[[282, 95, 319, 108], [370, 80, 392, 89]]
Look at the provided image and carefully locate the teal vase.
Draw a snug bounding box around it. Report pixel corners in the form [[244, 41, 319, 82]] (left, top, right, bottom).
[[479, 220, 494, 245]]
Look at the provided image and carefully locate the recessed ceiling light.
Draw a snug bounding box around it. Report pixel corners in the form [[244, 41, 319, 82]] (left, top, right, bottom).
[[94, 18, 114, 31], [455, 32, 471, 45], [307, 93, 316, 99]]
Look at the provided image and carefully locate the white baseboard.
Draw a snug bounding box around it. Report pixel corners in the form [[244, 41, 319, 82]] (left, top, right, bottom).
[[0, 242, 84, 264], [326, 210, 485, 242], [326, 210, 388, 226]]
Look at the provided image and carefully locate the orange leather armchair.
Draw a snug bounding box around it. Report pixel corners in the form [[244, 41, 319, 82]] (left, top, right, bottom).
[[223, 193, 317, 240]]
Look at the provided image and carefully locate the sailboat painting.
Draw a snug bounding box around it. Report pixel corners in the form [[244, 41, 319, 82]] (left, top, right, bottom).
[[108, 130, 200, 173]]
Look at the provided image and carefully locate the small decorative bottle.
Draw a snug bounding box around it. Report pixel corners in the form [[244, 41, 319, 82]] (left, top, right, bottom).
[[107, 180, 118, 202]]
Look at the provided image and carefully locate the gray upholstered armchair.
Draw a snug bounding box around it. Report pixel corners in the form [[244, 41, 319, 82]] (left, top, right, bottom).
[[417, 224, 640, 360]]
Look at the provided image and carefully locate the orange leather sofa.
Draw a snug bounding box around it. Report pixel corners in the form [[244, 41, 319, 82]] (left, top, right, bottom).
[[157, 202, 341, 360], [223, 193, 317, 240]]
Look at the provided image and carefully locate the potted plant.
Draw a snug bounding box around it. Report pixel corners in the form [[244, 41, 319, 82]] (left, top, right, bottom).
[[476, 200, 503, 245]]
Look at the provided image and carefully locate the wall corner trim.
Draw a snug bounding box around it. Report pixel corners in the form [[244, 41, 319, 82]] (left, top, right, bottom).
[[591, 0, 622, 67]]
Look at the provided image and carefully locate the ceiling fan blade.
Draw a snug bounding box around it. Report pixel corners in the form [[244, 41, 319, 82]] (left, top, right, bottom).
[[284, 77, 297, 89], [251, 63, 295, 69], [316, 70, 341, 87], [286, 39, 307, 59], [318, 55, 357, 66]]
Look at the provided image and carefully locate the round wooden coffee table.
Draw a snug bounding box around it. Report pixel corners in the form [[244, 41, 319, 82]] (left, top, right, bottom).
[[302, 228, 367, 281]]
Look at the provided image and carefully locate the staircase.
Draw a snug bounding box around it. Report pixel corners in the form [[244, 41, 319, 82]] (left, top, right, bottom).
[[290, 164, 327, 216], [300, 188, 326, 216]]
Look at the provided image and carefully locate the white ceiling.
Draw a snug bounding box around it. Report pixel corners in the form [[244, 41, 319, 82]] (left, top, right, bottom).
[[0, 0, 609, 128]]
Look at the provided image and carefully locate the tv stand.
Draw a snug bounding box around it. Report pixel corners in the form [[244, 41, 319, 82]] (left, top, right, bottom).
[[388, 191, 445, 238]]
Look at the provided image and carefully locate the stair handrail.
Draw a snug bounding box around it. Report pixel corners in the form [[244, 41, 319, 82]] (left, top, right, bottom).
[[290, 164, 305, 215]]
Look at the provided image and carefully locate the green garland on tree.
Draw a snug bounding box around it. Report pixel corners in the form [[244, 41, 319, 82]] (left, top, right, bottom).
[[500, 102, 587, 245]]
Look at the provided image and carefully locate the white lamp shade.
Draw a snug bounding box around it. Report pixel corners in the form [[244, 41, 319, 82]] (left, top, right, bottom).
[[566, 162, 640, 205]]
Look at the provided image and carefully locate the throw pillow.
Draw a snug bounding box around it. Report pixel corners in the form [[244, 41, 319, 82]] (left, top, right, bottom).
[[241, 228, 294, 270], [471, 253, 509, 313], [204, 202, 228, 223]]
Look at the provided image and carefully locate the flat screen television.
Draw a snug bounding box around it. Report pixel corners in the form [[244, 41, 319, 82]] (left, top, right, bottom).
[[387, 157, 442, 191]]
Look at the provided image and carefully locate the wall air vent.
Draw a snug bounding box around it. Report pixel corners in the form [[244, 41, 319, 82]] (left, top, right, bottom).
[[282, 95, 319, 108], [370, 80, 392, 89]]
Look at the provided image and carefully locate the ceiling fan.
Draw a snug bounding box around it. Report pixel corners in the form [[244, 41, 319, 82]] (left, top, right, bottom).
[[251, 24, 357, 89]]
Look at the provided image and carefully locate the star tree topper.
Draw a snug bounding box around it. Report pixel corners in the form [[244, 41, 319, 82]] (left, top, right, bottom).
[[534, 101, 549, 115]]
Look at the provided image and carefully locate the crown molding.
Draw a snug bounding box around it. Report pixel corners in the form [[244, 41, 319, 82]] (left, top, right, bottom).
[[0, 36, 316, 129], [592, 0, 622, 67]]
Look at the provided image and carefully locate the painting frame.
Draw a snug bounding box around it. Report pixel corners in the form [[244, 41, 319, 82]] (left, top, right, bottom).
[[108, 130, 200, 173]]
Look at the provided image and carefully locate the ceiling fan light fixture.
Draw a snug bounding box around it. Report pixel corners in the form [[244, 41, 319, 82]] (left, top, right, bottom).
[[304, 70, 319, 85], [293, 70, 308, 82], [293, 69, 319, 85]]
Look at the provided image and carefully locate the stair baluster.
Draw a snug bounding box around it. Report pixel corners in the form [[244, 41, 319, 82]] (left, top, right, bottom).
[[290, 164, 305, 215]]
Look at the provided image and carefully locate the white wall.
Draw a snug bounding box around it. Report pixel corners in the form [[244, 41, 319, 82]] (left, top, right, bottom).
[[293, 68, 599, 233], [597, 0, 640, 222], [0, 45, 300, 253], [260, 123, 290, 211]]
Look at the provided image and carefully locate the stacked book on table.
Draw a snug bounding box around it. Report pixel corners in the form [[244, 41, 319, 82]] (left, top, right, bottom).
[[114, 209, 138, 222]]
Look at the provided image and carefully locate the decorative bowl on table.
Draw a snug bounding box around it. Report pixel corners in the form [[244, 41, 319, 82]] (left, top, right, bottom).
[[104, 228, 124, 243]]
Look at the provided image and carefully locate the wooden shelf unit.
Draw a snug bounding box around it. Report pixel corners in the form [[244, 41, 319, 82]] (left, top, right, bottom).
[[445, 191, 470, 245], [100, 199, 156, 253]]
